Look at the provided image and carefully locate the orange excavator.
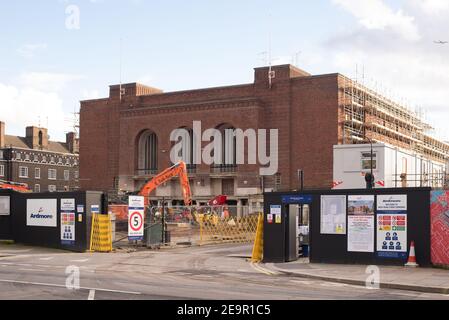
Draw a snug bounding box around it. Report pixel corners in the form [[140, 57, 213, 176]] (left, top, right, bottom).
[[0, 180, 31, 193], [138, 161, 192, 206]]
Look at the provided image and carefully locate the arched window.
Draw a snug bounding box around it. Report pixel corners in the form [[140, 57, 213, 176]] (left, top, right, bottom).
[[171, 127, 197, 173], [214, 123, 236, 173], [137, 130, 158, 175]]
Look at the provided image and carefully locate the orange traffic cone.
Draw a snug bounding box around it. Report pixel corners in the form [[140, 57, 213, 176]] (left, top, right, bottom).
[[405, 241, 419, 267]]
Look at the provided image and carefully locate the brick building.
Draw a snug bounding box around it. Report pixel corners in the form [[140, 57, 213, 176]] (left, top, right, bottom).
[[0, 122, 80, 192], [80, 64, 449, 206]]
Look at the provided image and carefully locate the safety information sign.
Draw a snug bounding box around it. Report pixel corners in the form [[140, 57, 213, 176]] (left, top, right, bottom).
[[270, 205, 282, 224], [61, 212, 76, 245], [376, 195, 408, 259], [128, 196, 145, 241], [61, 199, 76, 245]]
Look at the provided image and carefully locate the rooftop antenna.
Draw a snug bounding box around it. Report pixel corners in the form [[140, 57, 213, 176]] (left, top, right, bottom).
[[119, 37, 125, 101], [72, 106, 80, 138], [362, 65, 365, 86], [258, 51, 268, 66], [293, 51, 302, 67], [268, 14, 275, 89]]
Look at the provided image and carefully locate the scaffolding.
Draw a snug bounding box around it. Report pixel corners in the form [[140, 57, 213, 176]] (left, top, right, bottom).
[[340, 75, 449, 166]]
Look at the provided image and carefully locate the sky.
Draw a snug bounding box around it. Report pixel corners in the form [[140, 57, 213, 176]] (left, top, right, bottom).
[[0, 0, 448, 142]]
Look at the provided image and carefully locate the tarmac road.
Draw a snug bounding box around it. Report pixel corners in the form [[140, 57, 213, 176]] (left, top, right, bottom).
[[0, 244, 448, 300]]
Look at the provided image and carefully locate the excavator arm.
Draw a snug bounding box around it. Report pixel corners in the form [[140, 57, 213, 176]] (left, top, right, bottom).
[[138, 161, 192, 206]]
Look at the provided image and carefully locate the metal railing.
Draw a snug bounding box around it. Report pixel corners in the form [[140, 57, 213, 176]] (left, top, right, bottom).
[[210, 164, 238, 174]]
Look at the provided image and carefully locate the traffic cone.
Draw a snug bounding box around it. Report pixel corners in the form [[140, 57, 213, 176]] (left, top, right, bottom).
[[405, 241, 419, 267]]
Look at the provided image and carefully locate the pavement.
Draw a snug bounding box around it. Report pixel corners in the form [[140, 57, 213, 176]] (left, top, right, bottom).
[[0, 243, 448, 300], [264, 259, 449, 294]]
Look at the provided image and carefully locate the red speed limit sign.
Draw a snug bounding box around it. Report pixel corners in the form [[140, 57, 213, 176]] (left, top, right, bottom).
[[129, 211, 143, 231], [128, 196, 145, 240]]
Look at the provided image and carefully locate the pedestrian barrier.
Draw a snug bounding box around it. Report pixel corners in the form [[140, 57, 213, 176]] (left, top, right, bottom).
[[197, 213, 260, 245], [251, 213, 264, 262], [89, 213, 113, 252]]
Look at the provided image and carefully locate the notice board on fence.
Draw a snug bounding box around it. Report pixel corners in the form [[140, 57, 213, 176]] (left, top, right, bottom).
[[347, 195, 375, 253], [431, 191, 449, 266]]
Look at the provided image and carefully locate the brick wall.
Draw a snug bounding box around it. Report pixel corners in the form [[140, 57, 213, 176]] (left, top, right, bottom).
[[80, 65, 342, 193]]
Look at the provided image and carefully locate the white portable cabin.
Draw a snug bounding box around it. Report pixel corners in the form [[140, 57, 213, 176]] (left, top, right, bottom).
[[333, 143, 447, 189]]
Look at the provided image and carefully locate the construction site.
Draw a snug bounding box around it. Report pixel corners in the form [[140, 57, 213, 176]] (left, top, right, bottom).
[[339, 75, 449, 188]]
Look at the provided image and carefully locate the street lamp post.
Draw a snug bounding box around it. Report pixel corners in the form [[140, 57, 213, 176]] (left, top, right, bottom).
[[365, 136, 375, 189]]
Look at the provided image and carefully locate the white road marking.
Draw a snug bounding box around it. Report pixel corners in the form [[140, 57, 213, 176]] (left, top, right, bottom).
[[0, 279, 142, 295], [0, 250, 32, 254], [39, 257, 54, 261], [18, 268, 46, 272], [291, 280, 315, 286], [250, 262, 279, 276], [70, 259, 89, 263], [88, 289, 96, 300], [320, 282, 345, 288]]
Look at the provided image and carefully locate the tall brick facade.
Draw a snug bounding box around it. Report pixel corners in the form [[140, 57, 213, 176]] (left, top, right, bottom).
[[80, 64, 342, 204]]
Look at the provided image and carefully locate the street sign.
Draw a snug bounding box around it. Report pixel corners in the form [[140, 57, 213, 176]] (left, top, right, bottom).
[[128, 196, 145, 241]]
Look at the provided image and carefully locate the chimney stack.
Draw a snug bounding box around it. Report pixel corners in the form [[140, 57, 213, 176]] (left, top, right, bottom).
[[66, 132, 79, 154], [26, 126, 49, 150]]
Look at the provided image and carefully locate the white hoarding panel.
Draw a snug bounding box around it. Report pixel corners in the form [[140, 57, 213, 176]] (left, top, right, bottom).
[[27, 199, 57, 227]]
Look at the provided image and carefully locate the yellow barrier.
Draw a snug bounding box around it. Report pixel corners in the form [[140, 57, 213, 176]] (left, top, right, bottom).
[[198, 213, 260, 245], [251, 213, 264, 262], [89, 213, 113, 252]]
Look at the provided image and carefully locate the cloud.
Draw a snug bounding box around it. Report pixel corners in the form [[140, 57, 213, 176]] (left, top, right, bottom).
[[0, 72, 85, 140], [17, 43, 48, 59], [332, 0, 421, 41], [81, 89, 100, 100], [19, 72, 85, 92], [0, 84, 66, 138], [324, 0, 449, 141], [410, 0, 449, 16]]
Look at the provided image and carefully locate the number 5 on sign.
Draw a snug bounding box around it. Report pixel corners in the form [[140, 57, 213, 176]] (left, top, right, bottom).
[[128, 196, 145, 241]]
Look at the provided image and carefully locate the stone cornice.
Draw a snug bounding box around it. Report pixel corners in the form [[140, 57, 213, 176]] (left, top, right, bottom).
[[120, 98, 262, 117]]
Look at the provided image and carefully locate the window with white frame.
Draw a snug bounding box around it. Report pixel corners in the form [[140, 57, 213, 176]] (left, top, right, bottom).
[[16, 153, 21, 161], [361, 152, 377, 171], [25, 154, 30, 161], [0, 165, 4, 177], [48, 185, 57, 192], [50, 156, 55, 164], [58, 157, 63, 164], [35, 168, 41, 179], [0, 151, 3, 159], [48, 169, 57, 180], [64, 170, 69, 181], [35, 184, 40, 193], [19, 166, 28, 178], [33, 154, 39, 162], [42, 156, 47, 163]]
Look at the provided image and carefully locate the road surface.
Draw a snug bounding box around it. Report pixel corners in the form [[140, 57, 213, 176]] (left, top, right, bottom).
[[0, 244, 447, 300]]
